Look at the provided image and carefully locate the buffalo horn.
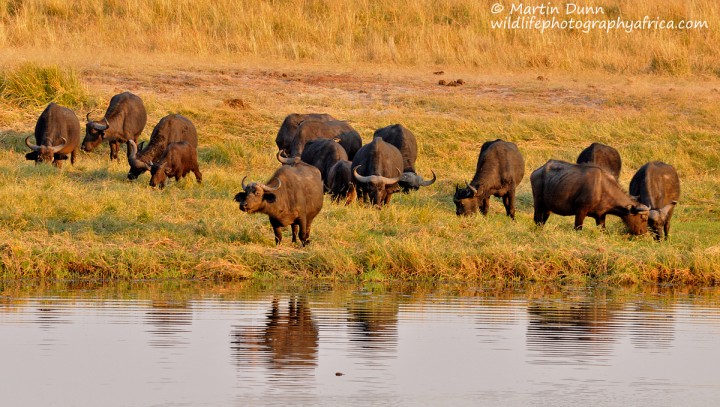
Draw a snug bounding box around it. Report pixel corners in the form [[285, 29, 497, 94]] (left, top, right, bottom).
[[276, 151, 300, 165], [128, 140, 151, 170], [241, 175, 248, 189], [25, 136, 39, 152], [466, 181, 478, 195], [418, 169, 437, 187], [260, 178, 282, 192], [353, 165, 372, 183], [50, 138, 67, 153]]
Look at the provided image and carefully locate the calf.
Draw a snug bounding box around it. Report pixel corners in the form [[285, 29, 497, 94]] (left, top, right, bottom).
[[149, 141, 202, 189]]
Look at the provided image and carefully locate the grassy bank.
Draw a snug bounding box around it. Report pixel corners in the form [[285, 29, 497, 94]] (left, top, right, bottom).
[[0, 59, 718, 284], [0, 0, 718, 75]]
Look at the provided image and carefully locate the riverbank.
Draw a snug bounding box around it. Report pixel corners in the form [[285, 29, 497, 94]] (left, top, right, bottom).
[[0, 59, 719, 284]]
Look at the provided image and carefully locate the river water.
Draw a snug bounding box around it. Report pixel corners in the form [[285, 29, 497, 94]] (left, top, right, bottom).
[[1, 282, 719, 406]]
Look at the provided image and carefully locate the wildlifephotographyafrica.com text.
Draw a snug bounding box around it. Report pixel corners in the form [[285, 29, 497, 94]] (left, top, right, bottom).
[[490, 2, 709, 33]]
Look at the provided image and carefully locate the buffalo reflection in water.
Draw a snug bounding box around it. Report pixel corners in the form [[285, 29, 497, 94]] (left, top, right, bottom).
[[526, 298, 621, 364], [231, 296, 319, 370]]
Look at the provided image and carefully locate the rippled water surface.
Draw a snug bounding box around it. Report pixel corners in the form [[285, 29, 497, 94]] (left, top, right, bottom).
[[1, 282, 719, 406]]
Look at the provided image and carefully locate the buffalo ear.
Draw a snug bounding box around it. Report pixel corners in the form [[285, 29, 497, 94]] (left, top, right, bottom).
[[263, 193, 277, 203], [234, 192, 247, 203], [25, 152, 39, 161]]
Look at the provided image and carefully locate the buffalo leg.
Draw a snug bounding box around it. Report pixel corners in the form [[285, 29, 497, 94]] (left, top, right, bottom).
[[300, 221, 312, 246], [480, 197, 490, 215], [574, 212, 587, 230], [270, 218, 284, 245], [71, 148, 77, 165], [664, 223, 670, 240], [533, 206, 550, 225], [291, 223, 299, 243], [595, 215, 606, 229], [110, 140, 119, 160], [193, 166, 203, 183], [503, 192, 516, 220]]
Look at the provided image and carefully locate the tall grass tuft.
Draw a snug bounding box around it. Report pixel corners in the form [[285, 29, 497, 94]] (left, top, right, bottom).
[[0, 63, 90, 108]]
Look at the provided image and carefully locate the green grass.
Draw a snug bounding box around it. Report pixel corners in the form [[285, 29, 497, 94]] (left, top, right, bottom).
[[0, 63, 719, 284], [0, 63, 92, 108]]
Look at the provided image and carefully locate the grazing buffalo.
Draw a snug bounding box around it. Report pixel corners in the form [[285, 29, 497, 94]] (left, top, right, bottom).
[[127, 114, 198, 180], [374, 124, 436, 192], [290, 120, 362, 160], [629, 161, 680, 240], [453, 139, 525, 219], [83, 92, 147, 160], [149, 141, 202, 189], [300, 138, 349, 185], [234, 162, 324, 246], [351, 137, 403, 208], [531, 160, 649, 234], [326, 160, 356, 204], [25, 102, 80, 168], [576, 142, 622, 180], [276, 113, 336, 156]]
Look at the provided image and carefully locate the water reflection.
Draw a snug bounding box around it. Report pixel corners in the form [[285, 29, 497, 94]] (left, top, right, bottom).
[[526, 293, 621, 365], [346, 291, 399, 355], [231, 296, 319, 370], [145, 299, 192, 348], [0, 282, 719, 407]]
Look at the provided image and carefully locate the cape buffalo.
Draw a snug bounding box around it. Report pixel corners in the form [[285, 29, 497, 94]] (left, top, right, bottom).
[[25, 102, 80, 168], [300, 138, 349, 185], [149, 141, 202, 189], [127, 114, 198, 180], [289, 120, 362, 160], [351, 137, 403, 208], [83, 92, 147, 160], [629, 161, 680, 240], [453, 139, 525, 219], [326, 160, 356, 204], [531, 160, 649, 234], [234, 162, 324, 246], [276, 113, 336, 156], [576, 142, 622, 180], [374, 124, 436, 192]]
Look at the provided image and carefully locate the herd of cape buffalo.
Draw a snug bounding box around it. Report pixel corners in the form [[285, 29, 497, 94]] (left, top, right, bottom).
[[23, 91, 680, 245]]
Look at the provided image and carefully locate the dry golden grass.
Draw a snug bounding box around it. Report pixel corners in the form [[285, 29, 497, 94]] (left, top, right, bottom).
[[0, 0, 718, 75]]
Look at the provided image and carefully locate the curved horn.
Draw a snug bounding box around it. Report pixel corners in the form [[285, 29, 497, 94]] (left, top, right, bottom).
[[418, 169, 437, 187], [127, 140, 151, 170], [379, 168, 403, 186], [128, 139, 138, 159], [50, 137, 67, 153], [353, 165, 373, 183], [276, 150, 300, 165], [259, 178, 282, 192], [86, 112, 92, 122], [90, 118, 109, 131], [465, 180, 478, 195], [25, 136, 39, 152], [241, 175, 248, 189]]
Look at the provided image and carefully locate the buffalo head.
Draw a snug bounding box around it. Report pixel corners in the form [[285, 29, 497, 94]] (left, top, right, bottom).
[[453, 181, 484, 216], [648, 201, 677, 239], [25, 136, 66, 165], [127, 139, 151, 180], [399, 170, 436, 192], [234, 176, 282, 213], [353, 165, 401, 208], [622, 201, 651, 235], [149, 162, 169, 189], [82, 113, 110, 152]]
